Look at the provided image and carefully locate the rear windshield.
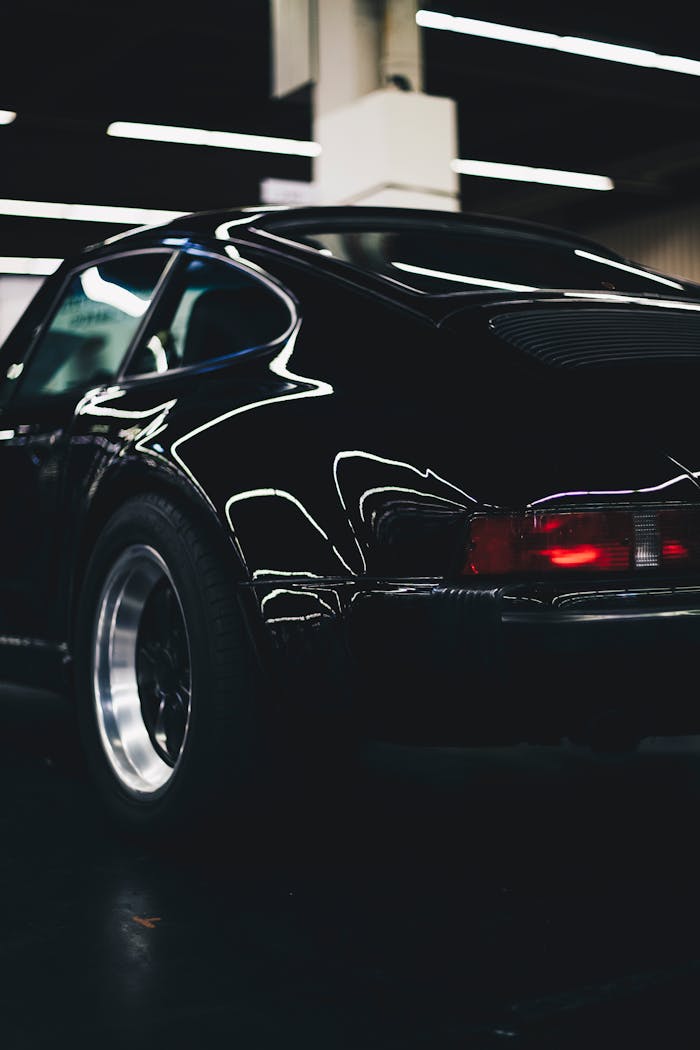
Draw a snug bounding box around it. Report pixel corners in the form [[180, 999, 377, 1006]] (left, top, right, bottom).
[[273, 221, 695, 296]]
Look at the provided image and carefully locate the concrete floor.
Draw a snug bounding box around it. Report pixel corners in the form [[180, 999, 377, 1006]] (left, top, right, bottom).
[[3, 685, 700, 1049]]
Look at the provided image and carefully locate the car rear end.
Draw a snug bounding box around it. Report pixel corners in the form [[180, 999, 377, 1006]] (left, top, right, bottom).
[[352, 291, 700, 749]]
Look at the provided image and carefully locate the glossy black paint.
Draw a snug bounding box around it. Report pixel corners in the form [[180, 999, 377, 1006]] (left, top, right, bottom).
[[2, 205, 700, 746]]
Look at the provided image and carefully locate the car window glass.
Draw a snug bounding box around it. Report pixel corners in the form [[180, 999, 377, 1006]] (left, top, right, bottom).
[[280, 223, 694, 296], [15, 253, 169, 401], [125, 255, 292, 377]]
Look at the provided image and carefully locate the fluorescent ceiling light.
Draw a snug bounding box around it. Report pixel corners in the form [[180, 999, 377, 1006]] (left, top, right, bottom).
[[0, 257, 62, 275], [451, 159, 613, 191], [574, 249, 684, 289], [107, 120, 322, 158], [0, 110, 16, 125], [416, 10, 700, 76], [0, 198, 185, 225], [392, 261, 537, 292]]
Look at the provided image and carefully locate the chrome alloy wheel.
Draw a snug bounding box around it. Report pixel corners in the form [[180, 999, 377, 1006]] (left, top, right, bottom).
[[93, 545, 192, 797]]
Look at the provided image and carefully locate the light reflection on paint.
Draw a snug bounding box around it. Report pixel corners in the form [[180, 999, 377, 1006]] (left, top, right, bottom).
[[260, 588, 338, 616], [169, 319, 334, 555], [252, 568, 323, 580], [391, 260, 538, 292], [562, 291, 700, 311], [133, 415, 172, 456], [334, 449, 477, 504], [358, 484, 469, 523], [530, 472, 700, 505], [332, 449, 480, 574], [573, 249, 684, 290], [215, 216, 263, 239], [225, 488, 354, 574], [253, 228, 337, 258], [223, 244, 270, 276], [77, 387, 176, 419]]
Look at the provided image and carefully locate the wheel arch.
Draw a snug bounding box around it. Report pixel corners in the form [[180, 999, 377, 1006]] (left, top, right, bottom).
[[63, 463, 249, 655]]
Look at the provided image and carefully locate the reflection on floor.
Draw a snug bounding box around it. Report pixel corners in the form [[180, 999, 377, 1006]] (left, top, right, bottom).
[[2, 685, 700, 1049]]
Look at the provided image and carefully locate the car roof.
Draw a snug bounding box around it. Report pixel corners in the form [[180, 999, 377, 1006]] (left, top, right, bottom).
[[93, 203, 622, 259], [78, 202, 700, 317]]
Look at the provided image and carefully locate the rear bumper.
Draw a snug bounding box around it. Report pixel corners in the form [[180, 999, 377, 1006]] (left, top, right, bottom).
[[502, 581, 700, 623], [349, 578, 700, 746]]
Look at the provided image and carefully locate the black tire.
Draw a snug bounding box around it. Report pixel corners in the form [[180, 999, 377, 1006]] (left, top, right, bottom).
[[74, 492, 260, 837]]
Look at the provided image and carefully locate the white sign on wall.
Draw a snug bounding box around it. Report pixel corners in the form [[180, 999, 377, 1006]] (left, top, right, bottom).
[[260, 177, 320, 206]]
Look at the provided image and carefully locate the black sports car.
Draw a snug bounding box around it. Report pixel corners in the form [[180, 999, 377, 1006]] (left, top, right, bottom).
[[2, 203, 700, 832]]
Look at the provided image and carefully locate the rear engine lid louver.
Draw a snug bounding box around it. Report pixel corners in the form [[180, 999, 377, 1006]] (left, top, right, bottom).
[[490, 308, 700, 369]]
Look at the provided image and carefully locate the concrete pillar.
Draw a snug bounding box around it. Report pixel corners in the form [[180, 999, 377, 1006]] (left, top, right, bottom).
[[314, 0, 458, 210], [0, 277, 43, 345], [314, 0, 384, 118], [314, 86, 458, 210], [380, 0, 424, 93], [266, 0, 459, 211]]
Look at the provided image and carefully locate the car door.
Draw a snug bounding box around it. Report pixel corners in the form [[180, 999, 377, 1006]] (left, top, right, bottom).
[[0, 248, 174, 648]]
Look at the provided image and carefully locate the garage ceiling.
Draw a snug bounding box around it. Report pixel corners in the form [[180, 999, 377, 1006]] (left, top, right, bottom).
[[1, 1, 699, 259]]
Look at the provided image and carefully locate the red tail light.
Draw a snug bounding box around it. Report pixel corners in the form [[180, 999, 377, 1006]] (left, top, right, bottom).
[[463, 508, 700, 575], [465, 512, 633, 574], [658, 510, 700, 566]]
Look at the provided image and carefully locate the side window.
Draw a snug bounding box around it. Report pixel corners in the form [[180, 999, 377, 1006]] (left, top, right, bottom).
[[14, 252, 170, 401], [125, 254, 293, 377]]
